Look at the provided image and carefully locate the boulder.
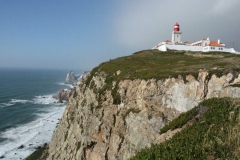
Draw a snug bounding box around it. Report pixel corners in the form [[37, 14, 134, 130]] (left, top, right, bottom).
[[53, 89, 75, 103]]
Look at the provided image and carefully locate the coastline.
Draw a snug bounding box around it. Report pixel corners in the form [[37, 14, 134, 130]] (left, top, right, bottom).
[[0, 95, 66, 160], [0, 70, 87, 159], [0, 69, 74, 160]]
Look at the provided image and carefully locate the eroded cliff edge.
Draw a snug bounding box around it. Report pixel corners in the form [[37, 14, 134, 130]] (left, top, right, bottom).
[[46, 71, 240, 160], [40, 50, 240, 160]]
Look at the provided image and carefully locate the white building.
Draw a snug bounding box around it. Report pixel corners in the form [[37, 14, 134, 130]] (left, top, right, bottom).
[[153, 22, 239, 54]]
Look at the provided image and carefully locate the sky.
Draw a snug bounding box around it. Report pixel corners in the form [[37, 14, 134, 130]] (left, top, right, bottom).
[[0, 0, 240, 71]]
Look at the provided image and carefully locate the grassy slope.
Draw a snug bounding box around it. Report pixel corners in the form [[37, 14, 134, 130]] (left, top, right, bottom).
[[84, 50, 240, 159], [25, 145, 48, 160], [27, 50, 240, 159], [84, 50, 240, 104], [86, 50, 240, 86], [131, 98, 240, 160]]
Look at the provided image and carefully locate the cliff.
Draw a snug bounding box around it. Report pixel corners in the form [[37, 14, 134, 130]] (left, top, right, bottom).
[[40, 50, 240, 160]]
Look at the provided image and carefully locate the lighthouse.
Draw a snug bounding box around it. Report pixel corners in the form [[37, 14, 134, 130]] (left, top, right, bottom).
[[172, 22, 182, 44]]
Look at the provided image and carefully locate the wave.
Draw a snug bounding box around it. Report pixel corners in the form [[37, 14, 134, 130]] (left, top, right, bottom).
[[0, 104, 66, 159], [10, 99, 32, 104], [0, 99, 32, 108], [0, 103, 14, 108], [33, 95, 58, 105], [57, 82, 74, 89], [0, 95, 58, 108]]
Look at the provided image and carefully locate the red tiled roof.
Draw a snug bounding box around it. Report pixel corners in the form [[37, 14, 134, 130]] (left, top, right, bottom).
[[184, 41, 191, 44], [165, 40, 171, 42], [207, 41, 224, 47]]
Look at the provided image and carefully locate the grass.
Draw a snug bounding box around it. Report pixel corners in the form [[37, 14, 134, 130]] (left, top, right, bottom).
[[84, 50, 240, 94], [82, 50, 240, 112], [159, 106, 199, 134], [131, 97, 240, 160], [25, 145, 48, 160], [76, 142, 81, 151]]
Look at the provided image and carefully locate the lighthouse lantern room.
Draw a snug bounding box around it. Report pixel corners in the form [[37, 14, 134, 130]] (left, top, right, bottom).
[[172, 22, 182, 44]]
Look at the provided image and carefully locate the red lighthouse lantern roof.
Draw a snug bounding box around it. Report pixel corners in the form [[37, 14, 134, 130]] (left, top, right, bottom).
[[174, 22, 180, 31]]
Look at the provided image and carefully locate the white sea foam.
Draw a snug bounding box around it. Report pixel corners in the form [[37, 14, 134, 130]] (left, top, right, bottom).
[[0, 103, 14, 108], [0, 99, 31, 108], [33, 95, 58, 105], [57, 82, 74, 89], [0, 103, 66, 160], [10, 99, 32, 104], [1, 94, 61, 107]]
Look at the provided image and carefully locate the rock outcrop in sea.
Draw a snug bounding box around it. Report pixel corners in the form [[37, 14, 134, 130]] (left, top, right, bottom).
[[65, 71, 90, 86], [53, 71, 90, 103], [65, 71, 79, 85], [52, 89, 75, 103]]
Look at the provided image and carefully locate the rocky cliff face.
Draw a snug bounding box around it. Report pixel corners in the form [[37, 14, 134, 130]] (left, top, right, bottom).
[[46, 71, 240, 160]]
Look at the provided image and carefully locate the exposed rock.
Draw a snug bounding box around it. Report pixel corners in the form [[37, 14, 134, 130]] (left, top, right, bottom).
[[65, 71, 90, 86], [116, 70, 121, 76], [52, 89, 74, 103], [65, 71, 79, 85], [17, 145, 24, 149], [53, 71, 90, 103], [78, 71, 90, 83], [45, 71, 240, 160]]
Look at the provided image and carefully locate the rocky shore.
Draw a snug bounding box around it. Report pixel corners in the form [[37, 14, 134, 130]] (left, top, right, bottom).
[[52, 71, 89, 103]]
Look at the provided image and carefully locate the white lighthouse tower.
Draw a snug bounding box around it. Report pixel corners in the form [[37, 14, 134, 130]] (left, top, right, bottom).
[[172, 22, 182, 44]]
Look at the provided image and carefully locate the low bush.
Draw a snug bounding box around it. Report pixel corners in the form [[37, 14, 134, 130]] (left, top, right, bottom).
[[131, 98, 240, 160]]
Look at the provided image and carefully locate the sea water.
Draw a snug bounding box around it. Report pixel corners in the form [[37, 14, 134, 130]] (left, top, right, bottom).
[[0, 68, 80, 159]]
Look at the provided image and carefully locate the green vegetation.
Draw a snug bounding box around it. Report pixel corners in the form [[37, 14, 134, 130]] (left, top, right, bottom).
[[160, 107, 199, 134], [72, 90, 78, 98], [230, 83, 240, 87], [25, 145, 48, 160], [131, 98, 240, 160], [64, 132, 68, 142], [76, 142, 81, 151], [84, 50, 240, 99], [88, 50, 240, 81]]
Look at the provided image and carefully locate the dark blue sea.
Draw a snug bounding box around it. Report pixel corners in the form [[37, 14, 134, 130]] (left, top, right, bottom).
[[0, 68, 80, 159]]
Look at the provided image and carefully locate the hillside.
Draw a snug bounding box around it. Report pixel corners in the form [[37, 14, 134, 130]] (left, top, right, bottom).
[[131, 97, 240, 159], [88, 49, 240, 82], [26, 50, 240, 160]]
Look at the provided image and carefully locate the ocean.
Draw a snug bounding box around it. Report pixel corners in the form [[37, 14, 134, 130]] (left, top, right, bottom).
[[0, 68, 80, 159]]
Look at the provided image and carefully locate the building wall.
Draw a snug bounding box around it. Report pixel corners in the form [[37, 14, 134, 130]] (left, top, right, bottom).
[[172, 31, 181, 43], [203, 46, 237, 53], [159, 44, 202, 52], [157, 44, 239, 54]]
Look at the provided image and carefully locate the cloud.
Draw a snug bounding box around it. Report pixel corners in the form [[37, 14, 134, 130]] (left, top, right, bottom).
[[210, 0, 240, 15], [112, 0, 240, 51]]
